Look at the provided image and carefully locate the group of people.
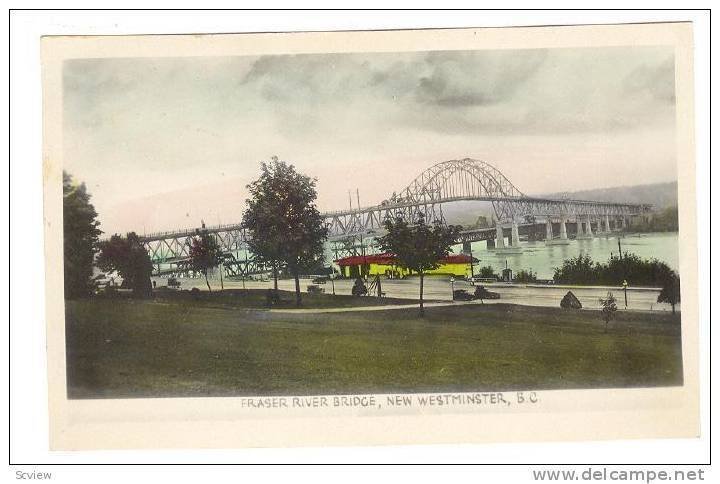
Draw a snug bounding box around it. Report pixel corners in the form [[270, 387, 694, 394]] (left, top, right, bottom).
[[351, 274, 383, 297]]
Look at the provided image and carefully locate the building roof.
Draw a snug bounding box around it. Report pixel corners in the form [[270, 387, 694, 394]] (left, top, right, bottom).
[[334, 252, 476, 267]]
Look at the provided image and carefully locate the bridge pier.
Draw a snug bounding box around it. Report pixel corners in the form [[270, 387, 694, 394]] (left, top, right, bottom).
[[546, 217, 570, 246], [495, 222, 522, 253], [511, 222, 520, 247], [495, 224, 505, 249], [576, 216, 594, 240], [486, 239, 495, 250], [604, 215, 611, 233], [560, 218, 568, 240]]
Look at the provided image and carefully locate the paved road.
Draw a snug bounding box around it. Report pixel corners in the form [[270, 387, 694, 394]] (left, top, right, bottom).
[[153, 275, 677, 313]]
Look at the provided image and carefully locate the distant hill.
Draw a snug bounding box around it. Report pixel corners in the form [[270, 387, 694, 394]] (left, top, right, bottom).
[[440, 181, 678, 227], [441, 201, 496, 227], [539, 181, 678, 209]]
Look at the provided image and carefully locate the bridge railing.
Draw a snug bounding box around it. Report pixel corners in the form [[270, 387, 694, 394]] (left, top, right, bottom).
[[137, 222, 245, 242]]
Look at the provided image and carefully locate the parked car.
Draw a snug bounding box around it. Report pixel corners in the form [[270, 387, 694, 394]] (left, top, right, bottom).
[[307, 284, 325, 294], [453, 289, 475, 301], [474, 285, 500, 300], [167, 277, 181, 289]]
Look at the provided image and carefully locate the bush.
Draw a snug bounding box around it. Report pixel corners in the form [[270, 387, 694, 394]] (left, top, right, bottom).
[[476, 265, 498, 279], [553, 253, 679, 288], [513, 269, 538, 283]]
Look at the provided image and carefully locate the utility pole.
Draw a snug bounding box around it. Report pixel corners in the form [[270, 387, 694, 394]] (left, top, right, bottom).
[[469, 246, 475, 278], [219, 255, 224, 291], [242, 229, 248, 290], [619, 237, 628, 308], [622, 279, 628, 309]]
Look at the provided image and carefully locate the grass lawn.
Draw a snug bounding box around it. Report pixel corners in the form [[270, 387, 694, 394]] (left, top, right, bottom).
[[65, 296, 683, 399], [151, 287, 423, 309]]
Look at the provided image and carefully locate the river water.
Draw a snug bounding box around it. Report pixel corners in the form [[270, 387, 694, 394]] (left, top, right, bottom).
[[153, 231, 679, 311], [154, 231, 679, 285], [463, 232, 679, 280]]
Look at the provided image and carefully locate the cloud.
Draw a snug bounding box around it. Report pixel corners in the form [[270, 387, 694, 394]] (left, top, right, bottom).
[[234, 47, 675, 137], [62, 46, 678, 234], [622, 55, 676, 103], [414, 50, 548, 107]]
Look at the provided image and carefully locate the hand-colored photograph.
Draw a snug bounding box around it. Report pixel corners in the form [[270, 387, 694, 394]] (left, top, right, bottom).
[[58, 37, 683, 402]]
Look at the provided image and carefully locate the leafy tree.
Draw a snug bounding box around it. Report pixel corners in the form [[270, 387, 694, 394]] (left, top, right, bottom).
[[599, 291, 618, 332], [97, 232, 153, 298], [63, 171, 102, 299], [242, 159, 329, 307], [513, 269, 537, 283], [552, 254, 598, 285], [554, 253, 678, 289], [377, 215, 461, 316], [657, 271, 681, 314], [188, 229, 224, 293], [477, 265, 497, 279]]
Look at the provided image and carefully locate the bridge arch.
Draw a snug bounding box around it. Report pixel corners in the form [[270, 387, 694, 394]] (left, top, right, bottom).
[[133, 157, 652, 273], [396, 158, 526, 220]]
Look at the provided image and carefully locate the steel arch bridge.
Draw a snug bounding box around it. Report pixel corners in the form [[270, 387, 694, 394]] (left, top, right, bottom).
[[133, 157, 652, 275], [323, 158, 651, 239]]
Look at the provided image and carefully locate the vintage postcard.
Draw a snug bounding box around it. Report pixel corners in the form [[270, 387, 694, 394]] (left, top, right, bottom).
[[42, 22, 699, 449]]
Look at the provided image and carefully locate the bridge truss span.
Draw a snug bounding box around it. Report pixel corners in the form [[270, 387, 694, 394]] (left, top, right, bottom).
[[130, 157, 653, 275], [324, 158, 652, 239]]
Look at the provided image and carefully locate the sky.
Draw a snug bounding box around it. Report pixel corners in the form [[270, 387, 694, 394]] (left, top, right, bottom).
[[63, 46, 677, 236]]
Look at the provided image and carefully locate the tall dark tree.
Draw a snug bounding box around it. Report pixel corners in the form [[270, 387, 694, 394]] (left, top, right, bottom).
[[187, 230, 224, 293], [96, 232, 153, 298], [477, 265, 498, 280], [657, 271, 681, 314], [63, 171, 102, 299], [242, 158, 328, 307], [377, 215, 461, 316]]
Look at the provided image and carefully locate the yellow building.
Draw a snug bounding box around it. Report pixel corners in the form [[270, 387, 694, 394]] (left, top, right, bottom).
[[335, 253, 475, 279]]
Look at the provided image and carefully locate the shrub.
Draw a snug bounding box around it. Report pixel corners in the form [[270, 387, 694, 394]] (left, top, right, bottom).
[[513, 269, 538, 283], [476, 265, 497, 279], [553, 253, 678, 288]]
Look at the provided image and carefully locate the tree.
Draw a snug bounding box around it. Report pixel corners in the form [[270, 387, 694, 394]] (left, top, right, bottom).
[[552, 254, 597, 285], [477, 265, 498, 280], [599, 291, 618, 332], [63, 171, 102, 299], [97, 232, 153, 298], [553, 252, 678, 288], [242, 159, 329, 307], [377, 215, 461, 316], [188, 229, 224, 292], [657, 271, 681, 314], [513, 269, 537, 283]]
